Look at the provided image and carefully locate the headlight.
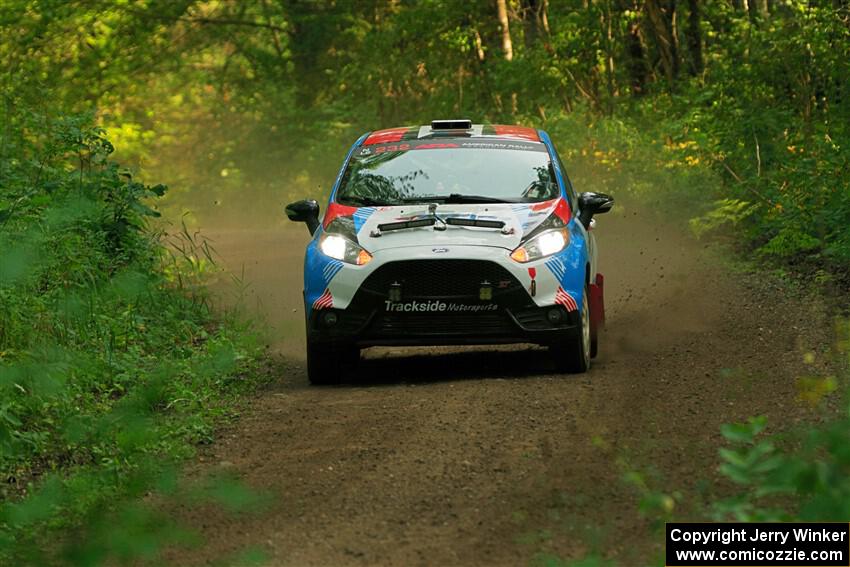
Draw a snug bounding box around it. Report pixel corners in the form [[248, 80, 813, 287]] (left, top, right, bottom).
[[510, 228, 569, 263], [319, 233, 373, 265]]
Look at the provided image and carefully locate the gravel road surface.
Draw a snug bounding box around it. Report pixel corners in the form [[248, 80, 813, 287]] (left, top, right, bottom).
[[168, 199, 830, 566]]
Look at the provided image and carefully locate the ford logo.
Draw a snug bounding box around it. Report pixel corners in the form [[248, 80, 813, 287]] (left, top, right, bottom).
[[432, 247, 449, 253]]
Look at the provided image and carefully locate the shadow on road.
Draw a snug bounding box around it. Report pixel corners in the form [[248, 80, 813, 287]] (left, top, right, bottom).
[[338, 345, 565, 386]]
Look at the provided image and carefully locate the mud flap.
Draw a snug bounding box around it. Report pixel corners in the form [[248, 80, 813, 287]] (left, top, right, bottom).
[[588, 273, 605, 357]]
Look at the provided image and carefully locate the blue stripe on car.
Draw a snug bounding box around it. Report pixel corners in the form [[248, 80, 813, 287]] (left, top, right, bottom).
[[537, 129, 569, 201], [322, 259, 344, 283], [304, 132, 369, 319], [352, 207, 376, 233], [545, 256, 567, 285], [329, 132, 370, 202]]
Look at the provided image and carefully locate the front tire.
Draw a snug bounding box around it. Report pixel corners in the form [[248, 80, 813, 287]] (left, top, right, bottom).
[[307, 340, 359, 385], [550, 288, 591, 374]]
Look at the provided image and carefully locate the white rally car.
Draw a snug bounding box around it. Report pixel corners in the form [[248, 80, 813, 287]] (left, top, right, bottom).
[[286, 120, 613, 384]]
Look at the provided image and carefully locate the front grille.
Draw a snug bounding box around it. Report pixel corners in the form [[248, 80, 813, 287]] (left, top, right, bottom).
[[358, 259, 523, 299], [373, 312, 515, 336]]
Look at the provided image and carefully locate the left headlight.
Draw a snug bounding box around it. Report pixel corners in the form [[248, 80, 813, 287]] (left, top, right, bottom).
[[510, 228, 570, 263], [320, 233, 373, 265]]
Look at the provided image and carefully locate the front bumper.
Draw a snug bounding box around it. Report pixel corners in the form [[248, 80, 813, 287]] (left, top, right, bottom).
[[306, 257, 580, 347], [305, 242, 587, 314], [308, 304, 580, 347]]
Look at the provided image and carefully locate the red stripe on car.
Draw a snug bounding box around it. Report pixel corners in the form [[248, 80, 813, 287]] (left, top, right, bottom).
[[530, 199, 556, 211], [553, 198, 571, 223], [313, 289, 333, 310], [492, 125, 540, 142], [415, 143, 460, 150], [323, 202, 358, 228], [555, 287, 578, 312], [362, 127, 414, 145]]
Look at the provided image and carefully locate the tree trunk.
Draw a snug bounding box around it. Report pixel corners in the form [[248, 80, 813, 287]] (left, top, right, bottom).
[[473, 29, 486, 62], [602, 0, 617, 113], [668, 0, 681, 79], [496, 0, 514, 61], [540, 0, 551, 36], [645, 0, 678, 88], [747, 0, 759, 20], [522, 0, 551, 44], [685, 0, 703, 75], [618, 0, 648, 95]]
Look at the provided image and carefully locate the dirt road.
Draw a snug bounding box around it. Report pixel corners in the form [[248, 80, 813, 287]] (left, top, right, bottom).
[[172, 199, 830, 566]]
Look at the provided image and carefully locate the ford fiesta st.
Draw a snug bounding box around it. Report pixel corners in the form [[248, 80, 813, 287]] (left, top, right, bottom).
[[286, 120, 613, 384]]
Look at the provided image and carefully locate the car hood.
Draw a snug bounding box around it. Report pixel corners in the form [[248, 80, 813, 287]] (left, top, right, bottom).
[[347, 201, 562, 253]]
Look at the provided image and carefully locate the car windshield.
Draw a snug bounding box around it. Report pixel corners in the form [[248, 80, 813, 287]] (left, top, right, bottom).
[[336, 139, 558, 205]]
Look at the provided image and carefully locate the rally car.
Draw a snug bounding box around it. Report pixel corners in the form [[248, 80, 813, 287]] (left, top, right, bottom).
[[286, 120, 613, 384]]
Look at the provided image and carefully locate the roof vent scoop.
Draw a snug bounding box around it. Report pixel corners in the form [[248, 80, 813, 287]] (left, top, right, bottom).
[[431, 119, 472, 130]]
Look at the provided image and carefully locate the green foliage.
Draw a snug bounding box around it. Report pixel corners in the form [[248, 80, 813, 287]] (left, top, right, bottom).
[[712, 329, 850, 523], [758, 228, 822, 257], [0, 113, 264, 564], [689, 199, 758, 238], [4, 1, 847, 268]]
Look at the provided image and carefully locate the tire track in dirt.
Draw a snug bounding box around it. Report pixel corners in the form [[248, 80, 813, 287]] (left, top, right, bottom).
[[169, 198, 831, 566]]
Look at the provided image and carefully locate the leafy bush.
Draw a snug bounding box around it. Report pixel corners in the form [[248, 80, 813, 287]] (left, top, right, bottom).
[[0, 113, 263, 564], [713, 321, 850, 522]]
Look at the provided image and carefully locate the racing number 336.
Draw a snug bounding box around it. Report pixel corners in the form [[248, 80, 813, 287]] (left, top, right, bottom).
[[285, 119, 614, 385]]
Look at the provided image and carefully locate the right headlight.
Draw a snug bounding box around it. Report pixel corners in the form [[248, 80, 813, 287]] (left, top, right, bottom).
[[510, 228, 570, 263], [319, 233, 373, 265]]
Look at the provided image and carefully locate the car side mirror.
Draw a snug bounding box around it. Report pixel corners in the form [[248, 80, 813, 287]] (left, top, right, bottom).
[[285, 199, 320, 235], [577, 192, 614, 229]]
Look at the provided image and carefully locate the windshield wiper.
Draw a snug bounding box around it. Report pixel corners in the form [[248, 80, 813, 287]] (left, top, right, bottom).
[[374, 202, 442, 235], [402, 193, 515, 204], [338, 195, 400, 207], [376, 218, 437, 233]]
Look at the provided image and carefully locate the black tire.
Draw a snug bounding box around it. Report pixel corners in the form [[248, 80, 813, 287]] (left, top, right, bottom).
[[550, 288, 591, 374], [307, 340, 359, 385]]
